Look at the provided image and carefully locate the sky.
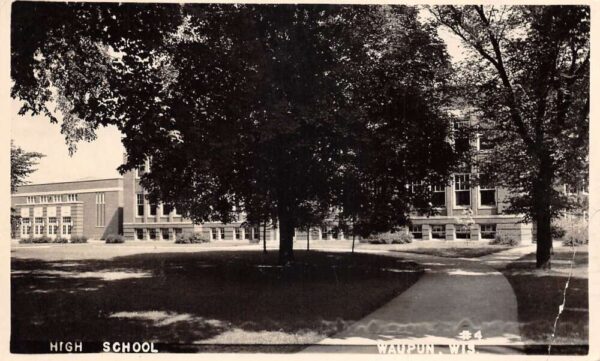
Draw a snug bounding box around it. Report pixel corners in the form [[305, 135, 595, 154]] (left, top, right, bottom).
[[10, 15, 465, 185]]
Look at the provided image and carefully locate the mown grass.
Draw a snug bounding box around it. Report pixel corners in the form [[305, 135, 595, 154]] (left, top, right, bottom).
[[12, 250, 422, 352], [500, 246, 588, 355]]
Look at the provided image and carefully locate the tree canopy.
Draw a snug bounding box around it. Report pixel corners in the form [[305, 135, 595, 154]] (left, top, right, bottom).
[[10, 140, 44, 194], [12, 3, 457, 262]]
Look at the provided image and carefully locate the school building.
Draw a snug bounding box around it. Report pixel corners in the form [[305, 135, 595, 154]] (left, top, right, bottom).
[[11, 164, 536, 243]]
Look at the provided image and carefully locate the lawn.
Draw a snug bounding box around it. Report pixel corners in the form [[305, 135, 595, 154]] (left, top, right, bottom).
[[394, 245, 511, 258], [11, 250, 422, 353], [500, 245, 588, 355]]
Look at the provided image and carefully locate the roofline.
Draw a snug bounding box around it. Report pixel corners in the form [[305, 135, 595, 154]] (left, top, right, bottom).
[[17, 177, 123, 187]]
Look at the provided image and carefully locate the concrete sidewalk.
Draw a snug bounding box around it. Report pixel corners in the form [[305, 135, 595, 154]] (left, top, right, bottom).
[[303, 247, 537, 354]]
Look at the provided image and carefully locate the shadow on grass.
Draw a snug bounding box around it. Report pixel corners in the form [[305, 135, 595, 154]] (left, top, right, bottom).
[[12, 250, 422, 352], [392, 246, 510, 258], [500, 247, 588, 355]]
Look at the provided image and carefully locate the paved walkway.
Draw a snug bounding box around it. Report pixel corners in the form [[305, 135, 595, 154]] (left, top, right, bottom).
[[303, 245, 536, 354]]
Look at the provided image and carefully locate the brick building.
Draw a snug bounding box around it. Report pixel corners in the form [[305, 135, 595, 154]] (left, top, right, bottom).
[[11, 178, 123, 240]]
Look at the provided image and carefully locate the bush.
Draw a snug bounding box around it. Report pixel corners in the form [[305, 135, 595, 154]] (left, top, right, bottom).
[[18, 236, 34, 244], [489, 234, 520, 247], [52, 237, 68, 243], [32, 235, 52, 243], [562, 237, 588, 247], [175, 232, 210, 244], [367, 232, 413, 244], [551, 225, 566, 239], [70, 235, 88, 243], [105, 234, 124, 244]]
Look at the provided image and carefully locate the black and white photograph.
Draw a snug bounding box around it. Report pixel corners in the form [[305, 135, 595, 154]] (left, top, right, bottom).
[[4, 0, 595, 358]]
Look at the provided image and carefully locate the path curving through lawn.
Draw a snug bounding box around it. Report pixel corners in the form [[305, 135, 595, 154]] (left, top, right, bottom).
[[303, 249, 526, 354]]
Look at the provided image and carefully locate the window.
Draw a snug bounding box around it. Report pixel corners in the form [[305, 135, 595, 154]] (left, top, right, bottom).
[[161, 228, 169, 240], [96, 192, 106, 226], [234, 228, 242, 240], [480, 187, 496, 207], [149, 203, 157, 216], [454, 174, 471, 207], [137, 194, 144, 216], [211, 228, 218, 240], [26, 196, 35, 204], [432, 185, 446, 207], [409, 181, 425, 194], [48, 217, 58, 235], [162, 204, 173, 216], [174, 228, 183, 239], [39, 195, 48, 203], [453, 121, 471, 153], [148, 229, 157, 240], [21, 218, 31, 236], [410, 224, 422, 239], [34, 217, 45, 235], [431, 225, 445, 239], [220, 227, 226, 240], [253, 227, 260, 240], [481, 224, 496, 239], [244, 227, 251, 240], [455, 225, 470, 239], [477, 133, 493, 151], [62, 217, 72, 235], [321, 226, 331, 240], [67, 194, 78, 202], [135, 228, 144, 240]]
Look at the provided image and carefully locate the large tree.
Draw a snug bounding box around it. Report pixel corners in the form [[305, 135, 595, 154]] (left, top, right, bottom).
[[10, 141, 44, 236], [431, 5, 589, 268], [11, 141, 44, 194], [12, 3, 456, 263]]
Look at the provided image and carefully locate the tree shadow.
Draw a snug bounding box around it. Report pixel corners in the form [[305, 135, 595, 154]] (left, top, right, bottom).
[[11, 250, 423, 352]]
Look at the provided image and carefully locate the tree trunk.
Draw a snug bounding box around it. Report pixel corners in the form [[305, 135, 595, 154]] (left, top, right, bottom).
[[306, 226, 310, 251], [352, 234, 356, 254], [535, 206, 553, 269], [262, 221, 267, 254], [278, 206, 295, 265], [535, 157, 554, 269]]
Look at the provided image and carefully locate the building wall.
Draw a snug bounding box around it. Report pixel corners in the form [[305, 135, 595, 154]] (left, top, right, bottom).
[[11, 178, 123, 240]]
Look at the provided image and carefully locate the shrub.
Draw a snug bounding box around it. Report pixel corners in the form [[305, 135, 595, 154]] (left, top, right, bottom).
[[367, 232, 413, 244], [52, 237, 68, 243], [70, 235, 88, 243], [18, 236, 34, 244], [489, 234, 520, 247], [175, 232, 209, 244], [551, 225, 566, 239], [32, 235, 52, 243], [562, 237, 588, 247], [105, 234, 124, 244]]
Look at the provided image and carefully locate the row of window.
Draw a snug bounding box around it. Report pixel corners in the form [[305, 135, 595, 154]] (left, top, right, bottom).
[[410, 224, 496, 239], [26, 194, 78, 204], [411, 174, 496, 208], [135, 227, 182, 240], [21, 217, 72, 236], [136, 194, 178, 217]]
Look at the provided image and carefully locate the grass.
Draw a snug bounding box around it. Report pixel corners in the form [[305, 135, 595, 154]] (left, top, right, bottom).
[[500, 245, 588, 355], [11, 250, 422, 352], [395, 245, 511, 258]]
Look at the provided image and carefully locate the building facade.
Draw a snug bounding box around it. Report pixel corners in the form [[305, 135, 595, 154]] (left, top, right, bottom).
[[11, 178, 123, 240], [10, 171, 532, 243]]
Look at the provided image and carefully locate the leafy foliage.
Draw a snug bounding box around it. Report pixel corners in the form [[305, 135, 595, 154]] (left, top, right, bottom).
[[10, 141, 44, 194], [12, 4, 457, 262]]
